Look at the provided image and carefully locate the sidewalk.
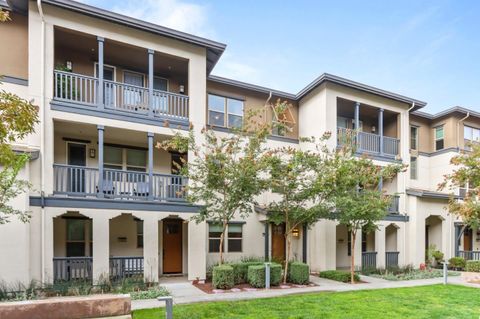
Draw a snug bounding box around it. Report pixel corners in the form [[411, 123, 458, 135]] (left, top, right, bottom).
[[132, 274, 479, 311]]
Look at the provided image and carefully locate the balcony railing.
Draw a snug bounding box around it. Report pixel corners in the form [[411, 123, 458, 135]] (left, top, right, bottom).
[[387, 195, 400, 214], [337, 127, 400, 157], [53, 164, 187, 201], [386, 251, 399, 269], [53, 70, 189, 121], [457, 250, 480, 261], [362, 251, 377, 270]]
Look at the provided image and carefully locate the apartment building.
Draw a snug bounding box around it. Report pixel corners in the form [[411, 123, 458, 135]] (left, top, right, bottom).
[[0, 0, 479, 285]]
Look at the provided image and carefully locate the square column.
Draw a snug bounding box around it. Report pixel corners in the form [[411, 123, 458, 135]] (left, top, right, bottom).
[[147, 132, 154, 200], [354, 229, 362, 270], [143, 216, 159, 282], [375, 225, 386, 269], [354, 102, 360, 143], [97, 125, 104, 198], [148, 49, 154, 117], [397, 223, 406, 267], [97, 37, 104, 109], [188, 221, 206, 281], [44, 213, 55, 283], [378, 108, 384, 155], [92, 215, 110, 283]]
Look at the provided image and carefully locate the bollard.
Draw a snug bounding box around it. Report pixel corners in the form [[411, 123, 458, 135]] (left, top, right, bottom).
[[265, 262, 271, 289], [442, 262, 448, 285], [158, 296, 173, 319]]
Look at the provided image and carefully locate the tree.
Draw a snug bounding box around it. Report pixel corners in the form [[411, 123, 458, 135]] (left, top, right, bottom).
[[0, 12, 39, 223], [439, 142, 480, 230], [329, 139, 403, 284], [263, 133, 335, 283], [159, 112, 270, 264]]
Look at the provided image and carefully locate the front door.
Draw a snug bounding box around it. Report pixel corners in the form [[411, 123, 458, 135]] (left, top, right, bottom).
[[163, 219, 183, 274], [464, 227, 473, 251], [67, 143, 86, 193], [272, 223, 286, 262]]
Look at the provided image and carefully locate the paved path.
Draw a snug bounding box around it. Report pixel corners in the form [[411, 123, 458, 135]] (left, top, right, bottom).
[[132, 274, 479, 311]]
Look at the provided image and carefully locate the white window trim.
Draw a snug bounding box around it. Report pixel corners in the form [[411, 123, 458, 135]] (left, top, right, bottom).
[[65, 141, 88, 166], [104, 146, 147, 172], [123, 69, 145, 88], [207, 93, 244, 128], [93, 62, 117, 81], [154, 75, 170, 92], [434, 125, 445, 150], [410, 125, 419, 150]]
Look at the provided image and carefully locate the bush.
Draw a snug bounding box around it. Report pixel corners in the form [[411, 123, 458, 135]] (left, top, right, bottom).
[[230, 261, 264, 284], [432, 250, 444, 263], [212, 265, 234, 289], [130, 287, 169, 300], [448, 257, 466, 270], [319, 270, 359, 283], [247, 263, 282, 288], [466, 260, 480, 273], [288, 262, 310, 284]]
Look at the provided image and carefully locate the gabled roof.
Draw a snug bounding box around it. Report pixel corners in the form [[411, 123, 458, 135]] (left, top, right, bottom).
[[412, 106, 480, 120], [19, 0, 226, 74]]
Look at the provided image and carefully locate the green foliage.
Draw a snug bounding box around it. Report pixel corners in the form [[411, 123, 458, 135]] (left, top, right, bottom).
[[212, 265, 234, 289], [319, 270, 360, 283], [432, 250, 444, 263], [368, 268, 460, 281], [247, 263, 282, 288], [439, 143, 480, 229], [448, 257, 466, 270], [466, 260, 480, 272], [287, 262, 310, 284], [0, 9, 9, 22], [230, 261, 263, 285], [130, 287, 169, 300], [158, 110, 271, 264]]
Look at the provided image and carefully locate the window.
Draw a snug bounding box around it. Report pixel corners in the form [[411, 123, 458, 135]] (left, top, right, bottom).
[[272, 121, 286, 136], [227, 224, 243, 252], [410, 156, 418, 180], [361, 231, 367, 252], [104, 146, 146, 172], [136, 220, 144, 248], [66, 219, 87, 257], [464, 126, 480, 150], [347, 231, 351, 256], [208, 224, 224, 253], [126, 149, 147, 172], [104, 146, 123, 170], [208, 94, 243, 128], [435, 126, 444, 151], [410, 126, 418, 150]]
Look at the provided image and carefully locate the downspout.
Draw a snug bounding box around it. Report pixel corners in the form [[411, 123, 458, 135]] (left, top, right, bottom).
[[37, 0, 46, 284], [403, 102, 415, 264], [457, 112, 470, 149]]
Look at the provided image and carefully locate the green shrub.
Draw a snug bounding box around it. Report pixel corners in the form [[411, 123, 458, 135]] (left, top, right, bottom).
[[448, 257, 466, 270], [230, 261, 263, 284], [212, 265, 234, 289], [432, 250, 444, 263], [466, 260, 480, 273], [288, 262, 310, 284], [247, 263, 282, 288], [319, 270, 359, 283], [130, 287, 169, 300]]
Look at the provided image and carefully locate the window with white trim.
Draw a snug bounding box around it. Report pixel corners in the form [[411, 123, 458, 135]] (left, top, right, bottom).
[[208, 224, 223, 253], [464, 125, 480, 149], [227, 224, 243, 252], [435, 126, 444, 151], [208, 94, 244, 128], [410, 126, 418, 150], [410, 156, 418, 180], [104, 146, 146, 172]]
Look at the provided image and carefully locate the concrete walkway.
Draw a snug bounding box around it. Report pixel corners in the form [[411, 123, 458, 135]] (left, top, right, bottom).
[[132, 274, 479, 311]]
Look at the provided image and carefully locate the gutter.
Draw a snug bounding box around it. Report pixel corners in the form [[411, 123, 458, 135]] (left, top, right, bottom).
[[457, 112, 470, 148]]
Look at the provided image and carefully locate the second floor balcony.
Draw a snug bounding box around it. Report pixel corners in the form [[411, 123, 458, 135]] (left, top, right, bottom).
[[51, 27, 190, 127]]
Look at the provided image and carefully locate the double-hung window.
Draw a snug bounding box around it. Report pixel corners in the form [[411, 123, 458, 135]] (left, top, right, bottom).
[[136, 219, 144, 248], [410, 126, 418, 150], [104, 146, 123, 171], [208, 224, 223, 253], [66, 219, 91, 257], [410, 156, 418, 180], [435, 126, 444, 151], [208, 94, 244, 128], [464, 126, 480, 149], [227, 224, 243, 252]]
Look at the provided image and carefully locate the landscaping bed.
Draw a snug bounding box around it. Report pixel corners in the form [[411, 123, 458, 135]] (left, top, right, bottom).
[[193, 281, 315, 294], [364, 266, 460, 281]]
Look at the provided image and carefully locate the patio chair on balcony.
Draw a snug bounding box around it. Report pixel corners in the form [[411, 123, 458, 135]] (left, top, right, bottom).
[[134, 182, 149, 198], [96, 179, 115, 196]]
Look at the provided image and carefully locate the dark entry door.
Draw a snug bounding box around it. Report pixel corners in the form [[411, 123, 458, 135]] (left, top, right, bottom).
[[272, 223, 286, 262], [67, 143, 86, 193], [163, 219, 183, 274], [464, 227, 473, 251]]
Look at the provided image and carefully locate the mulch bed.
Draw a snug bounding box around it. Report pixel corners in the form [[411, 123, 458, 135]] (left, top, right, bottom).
[[193, 281, 317, 294]]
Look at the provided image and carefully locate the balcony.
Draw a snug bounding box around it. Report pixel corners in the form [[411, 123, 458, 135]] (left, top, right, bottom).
[[337, 98, 401, 159], [53, 164, 186, 201], [53, 70, 189, 122], [52, 27, 190, 127]]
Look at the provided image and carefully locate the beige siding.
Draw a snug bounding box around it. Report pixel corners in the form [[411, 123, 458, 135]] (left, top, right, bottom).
[[0, 13, 28, 79]]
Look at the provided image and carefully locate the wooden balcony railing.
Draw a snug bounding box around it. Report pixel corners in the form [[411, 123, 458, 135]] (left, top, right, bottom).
[[53, 70, 189, 121], [53, 164, 187, 201], [337, 127, 400, 157]]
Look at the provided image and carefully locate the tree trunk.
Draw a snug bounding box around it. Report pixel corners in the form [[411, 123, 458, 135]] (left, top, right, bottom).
[[284, 232, 291, 284], [219, 220, 228, 265], [350, 230, 356, 284]]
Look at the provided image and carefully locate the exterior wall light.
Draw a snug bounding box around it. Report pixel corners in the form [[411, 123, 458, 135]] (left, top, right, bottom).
[[292, 227, 300, 237], [89, 148, 96, 158]]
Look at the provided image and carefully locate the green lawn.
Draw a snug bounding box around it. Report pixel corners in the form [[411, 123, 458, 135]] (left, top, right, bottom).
[[133, 285, 480, 319]]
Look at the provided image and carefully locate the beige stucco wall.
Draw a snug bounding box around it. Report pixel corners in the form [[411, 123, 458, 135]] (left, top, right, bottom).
[[0, 12, 28, 79]]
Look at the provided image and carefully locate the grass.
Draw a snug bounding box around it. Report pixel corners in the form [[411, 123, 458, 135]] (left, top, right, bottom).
[[133, 285, 480, 319]]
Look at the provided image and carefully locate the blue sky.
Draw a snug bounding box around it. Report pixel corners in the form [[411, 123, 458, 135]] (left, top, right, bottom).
[[81, 0, 480, 113]]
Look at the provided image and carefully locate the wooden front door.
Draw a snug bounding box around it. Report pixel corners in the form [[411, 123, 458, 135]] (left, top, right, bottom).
[[464, 227, 473, 251], [163, 219, 183, 274], [272, 223, 286, 262]]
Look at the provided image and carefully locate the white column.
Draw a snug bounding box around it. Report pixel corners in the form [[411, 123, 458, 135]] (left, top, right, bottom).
[[143, 216, 159, 283], [188, 221, 206, 281], [92, 214, 110, 283], [397, 223, 406, 267], [44, 213, 55, 283], [148, 49, 154, 117], [97, 36, 104, 109], [354, 229, 362, 269], [375, 224, 386, 269]]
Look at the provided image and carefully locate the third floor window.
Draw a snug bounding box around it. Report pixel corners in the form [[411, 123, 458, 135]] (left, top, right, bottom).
[[464, 126, 480, 143], [410, 126, 418, 150], [435, 126, 444, 151], [208, 94, 243, 129]]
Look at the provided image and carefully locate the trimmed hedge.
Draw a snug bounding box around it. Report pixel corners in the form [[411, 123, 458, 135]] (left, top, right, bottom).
[[288, 262, 310, 284], [212, 265, 234, 289], [230, 261, 263, 284], [247, 263, 282, 288], [319, 270, 360, 283], [466, 260, 480, 273], [448, 257, 466, 270]]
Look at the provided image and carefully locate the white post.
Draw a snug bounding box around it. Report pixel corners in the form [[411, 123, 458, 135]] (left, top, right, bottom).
[[92, 215, 110, 283], [375, 225, 386, 269], [265, 262, 271, 289], [443, 262, 448, 285], [143, 216, 159, 283], [354, 229, 362, 270]]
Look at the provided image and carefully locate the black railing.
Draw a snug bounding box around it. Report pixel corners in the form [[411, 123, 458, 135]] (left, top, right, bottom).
[[362, 251, 377, 270], [386, 251, 399, 268], [110, 256, 144, 281], [53, 257, 93, 282]]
